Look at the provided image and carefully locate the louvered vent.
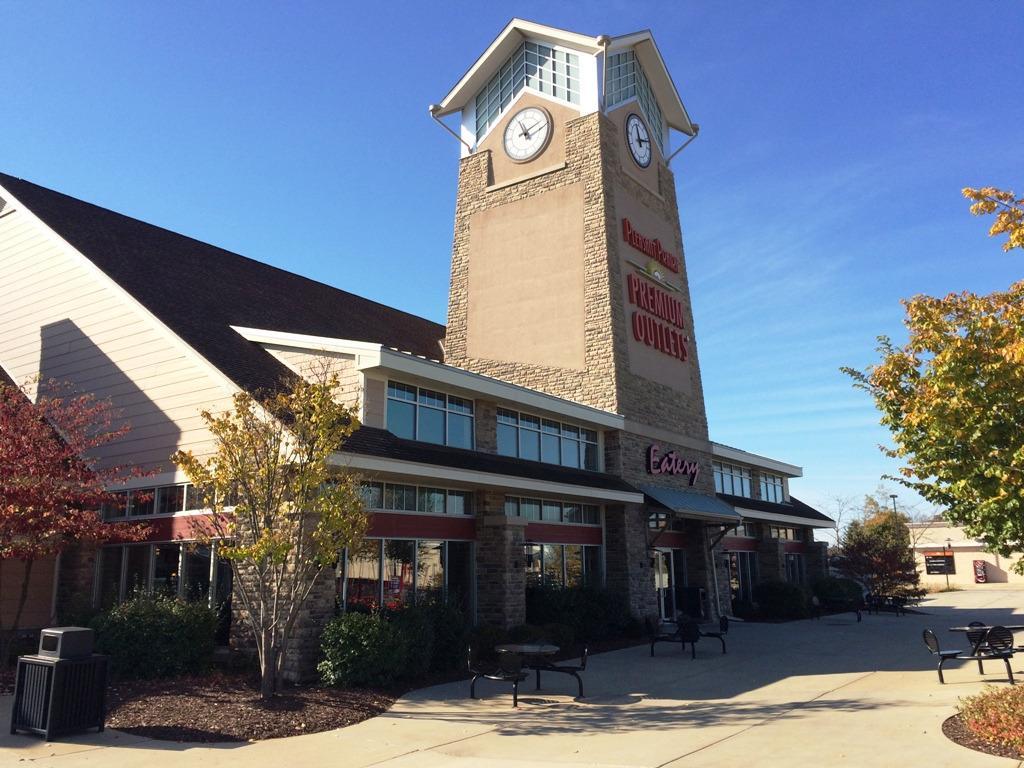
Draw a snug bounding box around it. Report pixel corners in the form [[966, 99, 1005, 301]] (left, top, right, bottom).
[[0, 196, 7, 215]]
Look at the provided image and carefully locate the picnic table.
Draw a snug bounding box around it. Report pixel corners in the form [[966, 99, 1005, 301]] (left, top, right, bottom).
[[495, 642, 588, 697], [949, 625, 1024, 654]]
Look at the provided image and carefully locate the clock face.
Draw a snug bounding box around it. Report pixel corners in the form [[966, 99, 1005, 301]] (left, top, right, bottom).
[[503, 106, 552, 162], [626, 113, 652, 168]]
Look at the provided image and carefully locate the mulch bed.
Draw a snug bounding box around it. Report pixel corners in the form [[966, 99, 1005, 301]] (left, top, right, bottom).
[[942, 714, 1024, 761], [105, 672, 396, 742]]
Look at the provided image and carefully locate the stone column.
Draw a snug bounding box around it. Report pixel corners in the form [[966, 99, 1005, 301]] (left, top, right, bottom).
[[682, 521, 726, 622], [56, 544, 97, 621], [475, 399, 498, 454], [805, 540, 829, 581], [604, 503, 658, 621], [757, 538, 787, 582], [474, 490, 527, 628]]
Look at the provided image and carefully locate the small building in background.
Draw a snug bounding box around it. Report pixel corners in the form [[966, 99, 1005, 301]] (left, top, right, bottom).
[[910, 521, 1024, 588]]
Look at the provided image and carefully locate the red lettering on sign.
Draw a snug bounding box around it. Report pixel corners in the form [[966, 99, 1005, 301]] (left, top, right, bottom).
[[622, 218, 680, 274], [647, 444, 701, 485]]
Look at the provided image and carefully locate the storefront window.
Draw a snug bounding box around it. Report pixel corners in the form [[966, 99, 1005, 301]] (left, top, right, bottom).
[[542, 544, 564, 586], [98, 546, 123, 609], [729, 551, 758, 603], [183, 545, 212, 602], [785, 553, 805, 584], [383, 540, 415, 609], [583, 545, 602, 587], [124, 544, 151, 597], [345, 540, 381, 610], [416, 540, 445, 603], [525, 544, 543, 587], [152, 543, 181, 596], [565, 545, 584, 587]]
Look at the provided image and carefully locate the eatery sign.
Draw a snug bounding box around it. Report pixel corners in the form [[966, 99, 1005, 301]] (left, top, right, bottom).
[[924, 553, 955, 575], [646, 444, 700, 485]]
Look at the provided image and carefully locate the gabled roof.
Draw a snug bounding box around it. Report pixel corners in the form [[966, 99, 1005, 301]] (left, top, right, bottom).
[[434, 18, 696, 136], [0, 172, 446, 399]]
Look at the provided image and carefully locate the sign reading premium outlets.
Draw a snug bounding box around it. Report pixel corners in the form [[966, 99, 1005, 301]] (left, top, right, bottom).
[[647, 444, 700, 485], [623, 218, 690, 364]]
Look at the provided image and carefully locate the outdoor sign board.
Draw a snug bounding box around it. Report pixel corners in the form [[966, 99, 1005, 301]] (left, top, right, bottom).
[[924, 553, 955, 575]]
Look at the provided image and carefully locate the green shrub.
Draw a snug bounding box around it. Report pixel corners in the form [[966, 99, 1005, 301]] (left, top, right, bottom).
[[959, 684, 1024, 753], [753, 580, 809, 621], [422, 600, 469, 673], [811, 576, 864, 606], [506, 622, 575, 649], [90, 594, 217, 678], [525, 586, 637, 641], [318, 611, 407, 687]]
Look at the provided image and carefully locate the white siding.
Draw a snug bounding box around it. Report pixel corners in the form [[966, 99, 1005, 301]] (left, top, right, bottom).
[[262, 345, 362, 413], [0, 199, 237, 473]]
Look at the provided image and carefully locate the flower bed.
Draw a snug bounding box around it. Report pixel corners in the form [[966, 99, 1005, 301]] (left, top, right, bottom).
[[942, 685, 1024, 760]]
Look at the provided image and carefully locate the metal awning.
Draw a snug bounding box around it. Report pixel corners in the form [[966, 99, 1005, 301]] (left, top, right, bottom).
[[641, 484, 741, 524]]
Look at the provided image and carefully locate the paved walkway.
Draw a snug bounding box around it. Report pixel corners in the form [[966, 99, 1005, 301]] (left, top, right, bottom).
[[3, 589, 1023, 767]]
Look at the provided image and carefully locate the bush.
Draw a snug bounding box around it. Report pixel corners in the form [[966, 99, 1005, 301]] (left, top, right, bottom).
[[959, 684, 1024, 753], [507, 622, 575, 649], [320, 600, 471, 687], [90, 594, 218, 678], [525, 585, 638, 642], [467, 623, 508, 662], [811, 576, 864, 606], [753, 580, 809, 621], [318, 611, 407, 687]]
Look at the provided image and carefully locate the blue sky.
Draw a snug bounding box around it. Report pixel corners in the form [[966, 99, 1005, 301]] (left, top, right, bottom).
[[3, 2, 1022, 519]]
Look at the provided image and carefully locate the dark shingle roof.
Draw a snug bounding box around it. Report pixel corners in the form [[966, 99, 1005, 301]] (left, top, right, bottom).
[[0, 173, 446, 398], [344, 426, 640, 495], [717, 492, 834, 525]]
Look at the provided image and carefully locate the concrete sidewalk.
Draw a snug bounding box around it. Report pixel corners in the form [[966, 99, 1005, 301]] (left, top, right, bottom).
[[3, 589, 1023, 767]]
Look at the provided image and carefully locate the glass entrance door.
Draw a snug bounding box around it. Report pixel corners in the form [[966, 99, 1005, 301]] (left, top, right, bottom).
[[652, 549, 676, 621]]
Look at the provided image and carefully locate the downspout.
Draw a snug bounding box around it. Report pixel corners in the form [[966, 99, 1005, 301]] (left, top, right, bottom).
[[597, 35, 610, 113], [428, 104, 475, 153], [706, 523, 730, 620]]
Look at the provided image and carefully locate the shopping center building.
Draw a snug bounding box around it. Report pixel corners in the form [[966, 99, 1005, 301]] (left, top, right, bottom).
[[0, 20, 833, 678]]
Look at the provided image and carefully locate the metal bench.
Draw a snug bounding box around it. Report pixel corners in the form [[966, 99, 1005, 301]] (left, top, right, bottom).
[[530, 646, 588, 698], [699, 615, 729, 654], [923, 627, 1015, 684], [647, 616, 701, 659], [468, 646, 530, 707]]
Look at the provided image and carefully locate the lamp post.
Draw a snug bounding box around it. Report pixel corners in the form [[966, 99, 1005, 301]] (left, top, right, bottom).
[[889, 494, 898, 516]]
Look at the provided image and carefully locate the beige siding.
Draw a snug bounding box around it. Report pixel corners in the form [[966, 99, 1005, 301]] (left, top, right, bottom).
[[0, 201, 237, 473], [262, 346, 362, 412]]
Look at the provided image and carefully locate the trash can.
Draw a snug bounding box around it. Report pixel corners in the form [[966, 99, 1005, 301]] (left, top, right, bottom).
[[10, 627, 108, 740]]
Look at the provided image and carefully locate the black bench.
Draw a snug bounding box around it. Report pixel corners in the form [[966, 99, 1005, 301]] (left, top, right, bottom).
[[699, 615, 729, 653], [812, 596, 863, 622], [530, 646, 588, 698], [867, 594, 907, 616], [468, 646, 529, 707], [647, 616, 702, 659], [922, 627, 1015, 685]]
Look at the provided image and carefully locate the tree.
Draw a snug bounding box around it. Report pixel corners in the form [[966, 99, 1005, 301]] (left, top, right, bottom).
[[0, 379, 147, 665], [963, 186, 1024, 252], [172, 373, 368, 699], [839, 495, 925, 601], [843, 187, 1024, 572]]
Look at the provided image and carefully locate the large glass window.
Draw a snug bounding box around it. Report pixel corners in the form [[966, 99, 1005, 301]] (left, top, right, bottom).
[[97, 546, 123, 609], [383, 540, 415, 609], [713, 462, 752, 497], [474, 40, 580, 142], [729, 551, 758, 603], [760, 473, 785, 503], [785, 553, 805, 585], [523, 542, 603, 589], [769, 525, 803, 541], [387, 381, 474, 449], [341, 539, 474, 614], [123, 544, 151, 597], [152, 543, 181, 596], [497, 408, 599, 471], [605, 49, 665, 150], [183, 545, 212, 602], [345, 540, 382, 610]]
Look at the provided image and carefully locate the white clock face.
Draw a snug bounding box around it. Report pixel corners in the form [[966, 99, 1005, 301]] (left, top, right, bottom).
[[626, 113, 652, 168], [503, 106, 552, 162]]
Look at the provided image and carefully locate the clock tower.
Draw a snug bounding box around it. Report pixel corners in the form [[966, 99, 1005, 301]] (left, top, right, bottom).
[[436, 20, 728, 619]]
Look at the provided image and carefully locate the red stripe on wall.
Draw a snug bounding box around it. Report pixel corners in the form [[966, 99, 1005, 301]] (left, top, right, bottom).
[[368, 513, 476, 540], [722, 536, 758, 552], [653, 530, 688, 549], [525, 523, 603, 545], [784, 541, 807, 554], [108, 514, 220, 543]]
